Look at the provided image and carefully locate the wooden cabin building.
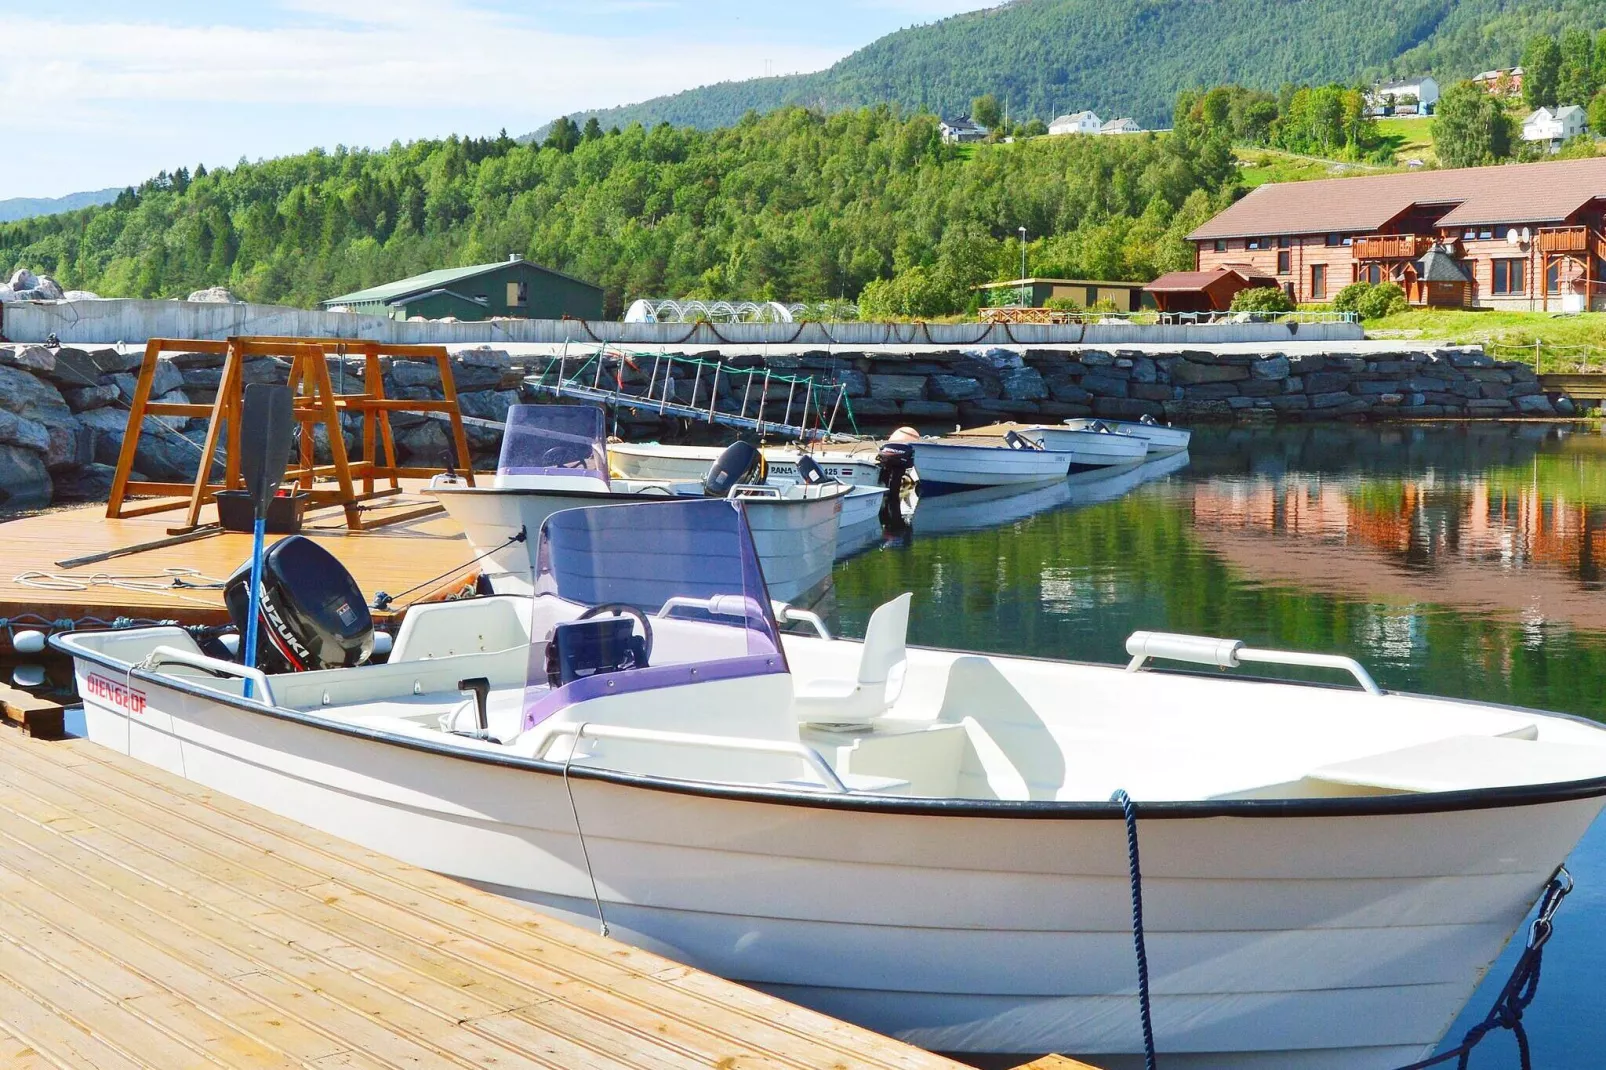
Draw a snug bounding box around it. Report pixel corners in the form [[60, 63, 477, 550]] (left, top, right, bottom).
[[323, 256, 605, 322], [1144, 266, 1277, 313], [1187, 157, 1606, 311]]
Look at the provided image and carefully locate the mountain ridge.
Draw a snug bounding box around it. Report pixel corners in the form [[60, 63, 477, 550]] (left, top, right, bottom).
[[527, 0, 1606, 138], [0, 188, 122, 224]]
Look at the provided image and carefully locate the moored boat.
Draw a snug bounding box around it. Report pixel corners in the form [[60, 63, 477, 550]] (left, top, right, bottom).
[[907, 434, 1073, 495], [608, 441, 884, 487], [54, 496, 1606, 1070], [1013, 423, 1149, 469], [911, 450, 1189, 535], [1063, 415, 1191, 455], [431, 405, 847, 602]]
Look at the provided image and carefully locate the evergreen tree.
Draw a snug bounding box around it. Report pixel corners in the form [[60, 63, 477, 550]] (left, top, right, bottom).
[[542, 116, 581, 153], [1522, 36, 1562, 109], [582, 117, 604, 142], [1434, 80, 1513, 167], [1558, 29, 1595, 105]]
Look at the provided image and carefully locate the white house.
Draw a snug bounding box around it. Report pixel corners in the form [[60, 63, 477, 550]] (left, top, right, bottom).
[[1099, 117, 1142, 134], [1048, 111, 1102, 136], [939, 116, 989, 144], [1369, 76, 1439, 116], [1522, 105, 1588, 150]]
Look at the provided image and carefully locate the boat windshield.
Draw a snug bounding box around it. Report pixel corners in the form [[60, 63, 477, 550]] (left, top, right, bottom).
[[523, 499, 786, 728], [496, 405, 610, 482]]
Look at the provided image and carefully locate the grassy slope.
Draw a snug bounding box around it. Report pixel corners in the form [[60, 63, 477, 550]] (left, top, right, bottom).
[[1373, 116, 1438, 165], [1369, 309, 1606, 365]]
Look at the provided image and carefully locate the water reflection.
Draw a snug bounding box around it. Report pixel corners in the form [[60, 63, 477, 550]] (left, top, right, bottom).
[[831, 422, 1606, 721]]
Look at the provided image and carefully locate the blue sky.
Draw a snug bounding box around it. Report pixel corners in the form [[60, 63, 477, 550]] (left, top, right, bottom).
[[0, 1, 985, 200]]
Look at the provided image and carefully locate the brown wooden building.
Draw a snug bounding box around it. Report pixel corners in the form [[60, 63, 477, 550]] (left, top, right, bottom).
[[1187, 157, 1606, 311], [1144, 266, 1277, 312]]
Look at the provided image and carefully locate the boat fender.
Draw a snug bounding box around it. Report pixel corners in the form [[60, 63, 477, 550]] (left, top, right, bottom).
[[1125, 630, 1243, 668], [704, 441, 765, 497]]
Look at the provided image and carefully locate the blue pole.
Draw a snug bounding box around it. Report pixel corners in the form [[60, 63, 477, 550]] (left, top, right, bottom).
[[241, 515, 266, 698]]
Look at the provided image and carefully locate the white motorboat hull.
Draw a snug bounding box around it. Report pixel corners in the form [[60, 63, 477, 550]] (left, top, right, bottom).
[[908, 441, 1072, 495], [608, 442, 884, 487], [60, 647, 1606, 1070], [1019, 425, 1149, 467], [912, 451, 1189, 535], [1063, 418, 1191, 456], [432, 483, 844, 603]]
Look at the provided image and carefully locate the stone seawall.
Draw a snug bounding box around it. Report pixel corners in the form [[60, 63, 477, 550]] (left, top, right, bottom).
[[724, 345, 1572, 426], [0, 341, 1580, 510]]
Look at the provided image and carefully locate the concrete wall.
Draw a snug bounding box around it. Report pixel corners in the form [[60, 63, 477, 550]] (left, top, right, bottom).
[[0, 299, 1365, 348]]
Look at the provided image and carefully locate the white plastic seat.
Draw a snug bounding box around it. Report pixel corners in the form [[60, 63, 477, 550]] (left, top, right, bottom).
[[793, 593, 912, 728]]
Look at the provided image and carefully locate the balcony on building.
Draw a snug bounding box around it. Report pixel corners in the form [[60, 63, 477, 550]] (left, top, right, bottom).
[[1537, 226, 1589, 253], [1352, 234, 1434, 259]]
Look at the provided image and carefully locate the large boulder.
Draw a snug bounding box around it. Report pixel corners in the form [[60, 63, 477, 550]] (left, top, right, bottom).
[[1171, 359, 1250, 385], [0, 410, 51, 453], [43, 414, 92, 472], [62, 290, 101, 301], [186, 286, 242, 303], [8, 268, 38, 291], [0, 444, 50, 508], [53, 463, 118, 503], [0, 284, 16, 304], [0, 345, 55, 373], [0, 364, 70, 422], [78, 407, 201, 480], [32, 275, 64, 300]]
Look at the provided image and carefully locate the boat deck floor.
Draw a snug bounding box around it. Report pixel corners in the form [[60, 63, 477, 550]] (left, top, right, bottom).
[[0, 486, 479, 650], [0, 726, 973, 1070]]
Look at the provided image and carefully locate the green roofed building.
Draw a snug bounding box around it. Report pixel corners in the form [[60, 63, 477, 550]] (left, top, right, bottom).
[[322, 256, 605, 322]]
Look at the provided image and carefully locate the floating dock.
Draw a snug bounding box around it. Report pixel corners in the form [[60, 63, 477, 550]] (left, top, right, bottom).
[[0, 727, 983, 1070], [0, 488, 478, 654]]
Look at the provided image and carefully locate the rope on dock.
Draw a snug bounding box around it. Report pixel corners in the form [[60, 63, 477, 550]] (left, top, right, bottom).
[[13, 568, 231, 606], [1111, 792, 1575, 1070]]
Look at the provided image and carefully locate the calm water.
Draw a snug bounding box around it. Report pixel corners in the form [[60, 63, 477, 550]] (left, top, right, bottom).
[[829, 421, 1606, 1068]]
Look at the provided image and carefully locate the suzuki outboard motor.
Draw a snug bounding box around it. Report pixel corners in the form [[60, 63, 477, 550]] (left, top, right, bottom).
[[704, 440, 766, 497], [876, 441, 916, 491], [224, 535, 374, 673]]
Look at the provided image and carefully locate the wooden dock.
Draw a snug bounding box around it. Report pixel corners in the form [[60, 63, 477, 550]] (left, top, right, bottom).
[[0, 488, 479, 652], [0, 727, 975, 1070]]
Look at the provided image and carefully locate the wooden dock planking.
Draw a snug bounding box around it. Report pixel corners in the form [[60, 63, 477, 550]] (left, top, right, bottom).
[[0, 680, 66, 738], [0, 487, 479, 650], [0, 728, 970, 1070]]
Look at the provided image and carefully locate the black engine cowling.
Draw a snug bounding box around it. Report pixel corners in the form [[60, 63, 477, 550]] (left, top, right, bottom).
[[876, 441, 916, 490], [704, 440, 766, 497], [224, 535, 374, 672], [796, 454, 839, 485]]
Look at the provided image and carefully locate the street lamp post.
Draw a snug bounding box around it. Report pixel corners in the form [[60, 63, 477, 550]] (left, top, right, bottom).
[[1018, 226, 1028, 306]]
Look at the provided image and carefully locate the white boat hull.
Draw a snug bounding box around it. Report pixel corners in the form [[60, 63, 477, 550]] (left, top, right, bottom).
[[608, 442, 884, 487], [1063, 418, 1191, 456], [908, 441, 1072, 495], [912, 451, 1189, 535], [63, 658, 1604, 1070], [433, 484, 844, 603], [1019, 425, 1149, 467]]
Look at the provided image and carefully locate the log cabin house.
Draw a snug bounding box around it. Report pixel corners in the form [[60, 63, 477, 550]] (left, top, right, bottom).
[[1187, 157, 1606, 311]]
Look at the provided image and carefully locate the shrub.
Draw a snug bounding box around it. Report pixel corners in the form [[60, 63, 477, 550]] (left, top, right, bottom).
[[1043, 295, 1083, 311], [1356, 281, 1408, 320], [1331, 281, 1372, 314], [1229, 285, 1296, 313]]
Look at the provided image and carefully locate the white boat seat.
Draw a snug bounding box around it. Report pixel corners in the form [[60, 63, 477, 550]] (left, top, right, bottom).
[[793, 593, 912, 729], [1307, 735, 1606, 794]]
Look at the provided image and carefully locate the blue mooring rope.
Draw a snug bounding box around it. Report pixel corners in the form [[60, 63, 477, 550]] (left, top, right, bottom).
[[1109, 790, 1573, 1070], [1110, 789, 1158, 1070]]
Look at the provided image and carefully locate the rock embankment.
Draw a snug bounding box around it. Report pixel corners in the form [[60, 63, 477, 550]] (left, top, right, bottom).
[[724, 346, 1568, 425]]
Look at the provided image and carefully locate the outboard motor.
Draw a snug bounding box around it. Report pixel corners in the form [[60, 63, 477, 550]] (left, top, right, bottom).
[[703, 440, 766, 497], [876, 441, 916, 491], [224, 535, 374, 673], [796, 454, 838, 486], [1139, 413, 1159, 426], [1004, 430, 1042, 451]]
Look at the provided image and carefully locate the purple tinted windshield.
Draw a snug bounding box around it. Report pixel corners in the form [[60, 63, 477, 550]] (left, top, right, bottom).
[[497, 405, 610, 481], [523, 499, 786, 731]]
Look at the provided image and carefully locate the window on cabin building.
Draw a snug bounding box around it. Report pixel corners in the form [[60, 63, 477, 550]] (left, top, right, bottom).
[[1213, 239, 1226, 252], [1247, 237, 1262, 250], [1492, 259, 1525, 295], [1310, 263, 1327, 299], [1463, 229, 1477, 240], [1277, 251, 1291, 274], [1479, 228, 1494, 240], [1360, 263, 1382, 285], [1325, 233, 1341, 246], [1547, 261, 1562, 293], [1277, 236, 1291, 249]]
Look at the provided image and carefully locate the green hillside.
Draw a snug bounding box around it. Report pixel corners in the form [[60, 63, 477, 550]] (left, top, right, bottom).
[[0, 108, 1237, 317], [539, 0, 1606, 134]]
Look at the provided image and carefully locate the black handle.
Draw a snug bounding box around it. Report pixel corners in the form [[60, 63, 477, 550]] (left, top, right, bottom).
[[458, 677, 490, 733]]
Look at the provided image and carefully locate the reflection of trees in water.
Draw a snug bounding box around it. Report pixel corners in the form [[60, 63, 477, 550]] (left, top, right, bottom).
[[830, 424, 1606, 721]]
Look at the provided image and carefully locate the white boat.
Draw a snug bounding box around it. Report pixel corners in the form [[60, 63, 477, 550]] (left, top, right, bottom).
[[608, 441, 885, 487], [56, 496, 1606, 1070], [912, 451, 1190, 535], [1016, 423, 1149, 468], [432, 405, 847, 602], [1063, 416, 1191, 456], [908, 435, 1072, 495]]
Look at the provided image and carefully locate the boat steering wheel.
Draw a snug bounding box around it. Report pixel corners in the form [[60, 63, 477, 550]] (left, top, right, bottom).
[[577, 602, 654, 664]]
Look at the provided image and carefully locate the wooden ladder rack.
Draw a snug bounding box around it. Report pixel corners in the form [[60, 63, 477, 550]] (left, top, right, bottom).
[[105, 336, 478, 533]]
